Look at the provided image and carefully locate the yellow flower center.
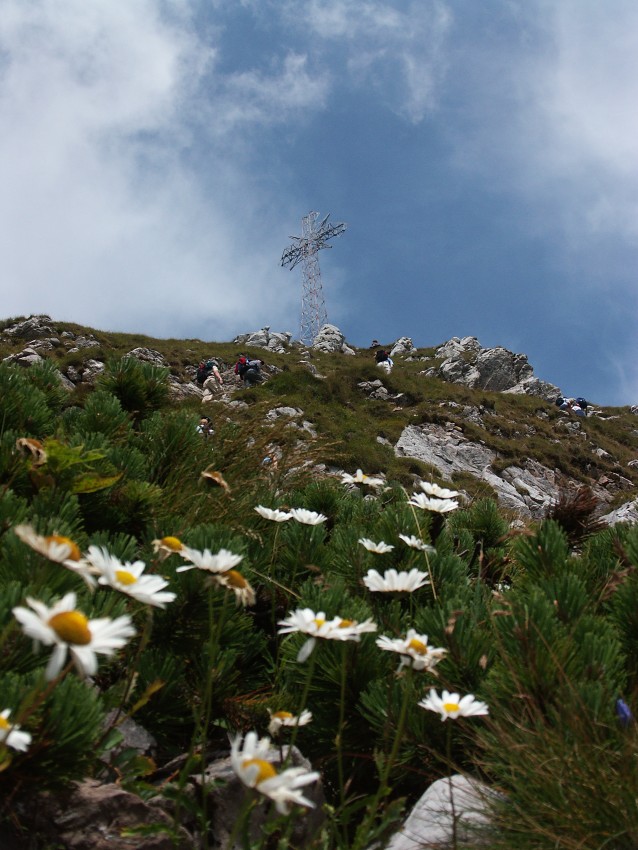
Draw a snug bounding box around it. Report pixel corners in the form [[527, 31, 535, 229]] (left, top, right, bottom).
[[243, 758, 277, 783], [115, 569, 137, 586], [443, 702, 460, 714], [339, 619, 354, 628], [225, 570, 247, 588], [47, 535, 81, 561], [160, 536, 183, 551], [48, 611, 92, 645], [313, 617, 325, 628], [272, 711, 293, 721], [0, 717, 10, 731], [408, 638, 428, 654]]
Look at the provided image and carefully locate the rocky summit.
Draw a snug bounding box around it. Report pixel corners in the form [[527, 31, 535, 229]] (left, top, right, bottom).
[[2, 314, 638, 525]]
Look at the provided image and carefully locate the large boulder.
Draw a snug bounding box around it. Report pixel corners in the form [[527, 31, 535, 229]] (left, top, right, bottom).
[[386, 774, 499, 850], [233, 327, 292, 353], [2, 314, 55, 338], [312, 324, 353, 354], [390, 337, 416, 357], [427, 337, 559, 398]]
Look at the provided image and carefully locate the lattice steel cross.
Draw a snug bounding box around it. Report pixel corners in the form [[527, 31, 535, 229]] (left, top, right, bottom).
[[281, 211, 347, 345]]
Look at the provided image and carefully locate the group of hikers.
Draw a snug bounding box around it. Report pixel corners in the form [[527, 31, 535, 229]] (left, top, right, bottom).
[[195, 354, 265, 389], [555, 396, 589, 417]]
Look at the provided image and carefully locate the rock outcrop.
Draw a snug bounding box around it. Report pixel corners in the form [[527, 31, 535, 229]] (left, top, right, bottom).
[[425, 336, 560, 398], [312, 324, 355, 355], [232, 327, 293, 353]]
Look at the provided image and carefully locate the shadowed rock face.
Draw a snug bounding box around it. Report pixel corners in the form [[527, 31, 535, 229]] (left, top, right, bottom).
[[425, 336, 560, 397]]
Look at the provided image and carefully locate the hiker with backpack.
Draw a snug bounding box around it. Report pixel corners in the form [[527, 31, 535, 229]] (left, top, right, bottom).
[[375, 348, 393, 374], [243, 358, 264, 387], [196, 359, 222, 387]]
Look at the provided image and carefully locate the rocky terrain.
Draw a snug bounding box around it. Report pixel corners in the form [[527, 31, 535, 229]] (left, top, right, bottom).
[[3, 314, 638, 530]]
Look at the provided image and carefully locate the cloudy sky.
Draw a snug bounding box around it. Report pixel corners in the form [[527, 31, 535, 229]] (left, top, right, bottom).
[[1, 1, 637, 405]]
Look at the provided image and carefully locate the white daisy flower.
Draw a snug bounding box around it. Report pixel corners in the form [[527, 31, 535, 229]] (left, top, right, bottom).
[[151, 536, 185, 560], [278, 608, 377, 662], [418, 482, 460, 500], [231, 731, 320, 814], [175, 546, 243, 574], [363, 568, 430, 593], [341, 469, 384, 488], [418, 689, 489, 721], [358, 538, 395, 554], [407, 494, 459, 513], [376, 629, 447, 672], [13, 524, 98, 588], [0, 709, 31, 752], [398, 534, 436, 553], [12, 592, 135, 680], [86, 546, 176, 609], [254, 506, 293, 522], [288, 508, 327, 526], [214, 570, 256, 606], [267, 709, 313, 737]]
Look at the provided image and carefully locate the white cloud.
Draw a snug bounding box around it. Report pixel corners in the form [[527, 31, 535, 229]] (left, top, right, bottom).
[[281, 0, 453, 122], [0, 0, 303, 337]]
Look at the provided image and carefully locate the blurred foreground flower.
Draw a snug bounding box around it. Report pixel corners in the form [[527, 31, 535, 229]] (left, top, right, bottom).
[[418, 482, 460, 499], [341, 469, 384, 488], [0, 709, 32, 752], [616, 698, 634, 728], [231, 731, 320, 814], [201, 468, 231, 493], [13, 524, 98, 588], [289, 508, 327, 526], [398, 534, 436, 553], [408, 493, 459, 513], [13, 592, 135, 680], [152, 536, 185, 560], [359, 538, 395, 554], [176, 546, 243, 574], [86, 546, 176, 608], [363, 568, 429, 593], [278, 607, 377, 662], [214, 570, 256, 606], [376, 629, 446, 671], [418, 689, 488, 721], [268, 709, 313, 736], [254, 505, 292, 522], [15, 437, 47, 466]]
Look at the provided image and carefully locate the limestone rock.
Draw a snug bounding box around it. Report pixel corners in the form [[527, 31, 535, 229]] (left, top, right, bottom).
[[394, 424, 565, 519], [233, 327, 292, 353], [312, 324, 350, 353], [390, 337, 416, 357], [2, 347, 44, 367], [386, 774, 497, 850], [2, 314, 55, 338], [429, 337, 559, 398], [126, 348, 166, 367], [600, 498, 638, 526], [38, 779, 192, 850]]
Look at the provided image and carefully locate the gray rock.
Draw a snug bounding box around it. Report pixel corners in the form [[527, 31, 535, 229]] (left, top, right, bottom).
[[390, 337, 416, 357], [126, 348, 166, 367], [266, 406, 302, 421], [2, 314, 55, 338], [431, 337, 558, 399], [168, 377, 203, 401], [385, 774, 497, 850], [233, 328, 292, 352], [3, 347, 44, 367], [600, 498, 638, 526], [81, 359, 106, 384], [312, 324, 348, 353]]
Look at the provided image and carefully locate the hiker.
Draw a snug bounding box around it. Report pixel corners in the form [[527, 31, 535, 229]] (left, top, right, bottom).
[[370, 339, 380, 348], [205, 359, 223, 387], [234, 354, 248, 381], [243, 358, 264, 387], [197, 416, 212, 438], [375, 349, 393, 374], [196, 359, 222, 386]]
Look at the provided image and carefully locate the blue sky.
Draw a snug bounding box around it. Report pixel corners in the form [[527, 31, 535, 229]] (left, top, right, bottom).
[[1, 1, 637, 405]]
